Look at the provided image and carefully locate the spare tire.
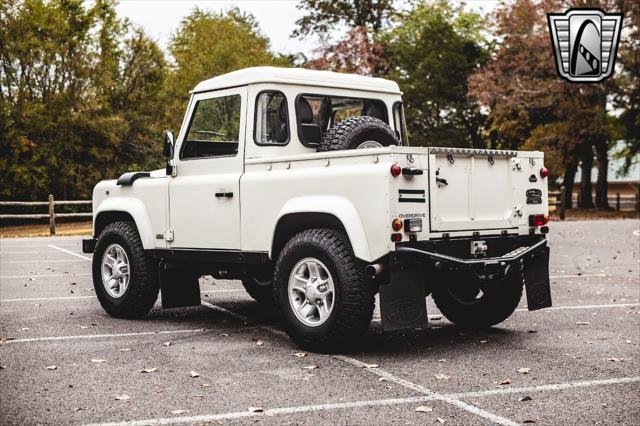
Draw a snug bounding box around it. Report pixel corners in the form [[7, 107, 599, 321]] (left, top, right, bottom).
[[318, 116, 398, 152]]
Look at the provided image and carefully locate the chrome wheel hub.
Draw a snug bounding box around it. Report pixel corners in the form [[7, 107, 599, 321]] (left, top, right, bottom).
[[101, 243, 130, 298], [288, 257, 335, 327], [357, 140, 383, 149]]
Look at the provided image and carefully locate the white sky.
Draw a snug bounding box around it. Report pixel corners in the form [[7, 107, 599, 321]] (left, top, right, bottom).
[[116, 0, 500, 58]]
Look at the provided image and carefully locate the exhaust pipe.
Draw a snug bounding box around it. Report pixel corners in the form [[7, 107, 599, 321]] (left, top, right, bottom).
[[365, 263, 384, 279]]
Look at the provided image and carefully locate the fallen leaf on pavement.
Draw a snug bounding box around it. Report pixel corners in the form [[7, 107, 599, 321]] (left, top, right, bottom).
[[292, 352, 307, 358], [91, 359, 106, 364], [607, 358, 624, 362], [516, 367, 531, 374], [480, 340, 488, 344], [523, 420, 537, 424], [79, 326, 89, 329], [120, 348, 132, 352], [436, 417, 445, 423], [378, 377, 387, 382], [114, 394, 130, 401], [73, 407, 84, 412], [415, 406, 433, 413], [435, 373, 450, 380], [255, 340, 264, 346], [0, 366, 6, 369], [163, 341, 172, 347], [438, 359, 447, 362], [362, 363, 379, 369], [46, 365, 57, 370], [201, 383, 211, 387], [499, 379, 511, 385], [302, 365, 318, 370], [220, 333, 229, 337], [171, 410, 188, 414], [520, 396, 532, 402], [141, 367, 157, 373], [575, 321, 590, 325], [20, 328, 29, 331], [248, 406, 264, 413], [431, 315, 442, 321], [190, 371, 200, 378]]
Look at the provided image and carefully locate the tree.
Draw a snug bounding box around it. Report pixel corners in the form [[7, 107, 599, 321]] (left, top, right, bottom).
[[0, 0, 166, 200], [381, 0, 490, 147], [164, 8, 289, 132], [292, 0, 395, 39]]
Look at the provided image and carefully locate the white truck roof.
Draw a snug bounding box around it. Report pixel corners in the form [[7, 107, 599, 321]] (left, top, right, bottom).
[[191, 66, 402, 95]]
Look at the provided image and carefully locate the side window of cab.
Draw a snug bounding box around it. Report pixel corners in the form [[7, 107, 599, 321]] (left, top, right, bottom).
[[181, 94, 242, 159], [254, 91, 289, 145]]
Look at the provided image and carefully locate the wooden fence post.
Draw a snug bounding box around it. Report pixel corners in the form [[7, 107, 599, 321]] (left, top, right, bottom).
[[559, 186, 566, 221], [48, 194, 56, 236]]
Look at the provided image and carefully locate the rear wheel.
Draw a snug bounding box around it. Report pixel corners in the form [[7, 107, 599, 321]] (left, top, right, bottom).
[[431, 269, 523, 329], [92, 221, 159, 318], [274, 228, 374, 352]]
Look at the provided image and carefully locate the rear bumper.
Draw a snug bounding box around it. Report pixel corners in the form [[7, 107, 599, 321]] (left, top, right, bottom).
[[378, 235, 551, 331]]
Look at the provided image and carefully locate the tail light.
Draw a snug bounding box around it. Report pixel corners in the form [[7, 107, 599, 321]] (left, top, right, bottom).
[[392, 218, 403, 231], [390, 163, 401, 177], [540, 167, 550, 178], [529, 214, 549, 227], [390, 233, 402, 242]]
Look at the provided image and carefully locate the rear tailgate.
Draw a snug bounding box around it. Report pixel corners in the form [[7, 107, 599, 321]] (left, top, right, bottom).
[[428, 148, 546, 233]]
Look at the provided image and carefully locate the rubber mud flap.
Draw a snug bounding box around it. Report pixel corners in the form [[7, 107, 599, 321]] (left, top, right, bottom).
[[524, 246, 552, 310], [380, 262, 428, 331], [159, 262, 201, 309]]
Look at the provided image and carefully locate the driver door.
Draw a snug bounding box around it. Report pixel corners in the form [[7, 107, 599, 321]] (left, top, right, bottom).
[[168, 87, 247, 249]]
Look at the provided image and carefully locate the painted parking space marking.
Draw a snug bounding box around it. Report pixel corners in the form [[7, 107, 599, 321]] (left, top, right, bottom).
[[0, 273, 91, 279], [48, 244, 92, 261], [0, 289, 245, 303], [84, 376, 640, 426], [3, 328, 209, 344], [1, 259, 88, 264], [549, 273, 607, 278]]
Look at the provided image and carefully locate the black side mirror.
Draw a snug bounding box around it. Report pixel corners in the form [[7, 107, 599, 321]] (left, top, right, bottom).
[[164, 131, 174, 175]]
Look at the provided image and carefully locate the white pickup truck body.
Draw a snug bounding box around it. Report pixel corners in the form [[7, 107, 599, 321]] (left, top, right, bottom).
[[85, 67, 551, 350]]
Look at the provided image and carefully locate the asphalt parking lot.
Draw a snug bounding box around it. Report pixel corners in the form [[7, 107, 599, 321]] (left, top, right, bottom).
[[1, 219, 639, 425]]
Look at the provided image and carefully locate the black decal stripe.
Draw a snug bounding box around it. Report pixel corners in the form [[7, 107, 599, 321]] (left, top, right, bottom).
[[399, 198, 426, 203], [399, 189, 425, 195]]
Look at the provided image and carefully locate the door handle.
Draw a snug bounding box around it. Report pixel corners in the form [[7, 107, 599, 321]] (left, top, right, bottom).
[[215, 192, 233, 198]]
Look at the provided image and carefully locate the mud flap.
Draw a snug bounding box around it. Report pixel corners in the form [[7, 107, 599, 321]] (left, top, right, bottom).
[[159, 262, 201, 309], [379, 259, 428, 331], [524, 246, 552, 310]]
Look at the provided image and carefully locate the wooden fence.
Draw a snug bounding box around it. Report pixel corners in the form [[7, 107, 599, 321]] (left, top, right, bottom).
[[0, 195, 91, 235]]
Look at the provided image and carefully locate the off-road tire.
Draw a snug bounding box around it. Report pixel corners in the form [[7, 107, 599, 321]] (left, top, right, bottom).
[[317, 116, 398, 152], [242, 276, 275, 308], [431, 270, 523, 329], [92, 221, 159, 318], [273, 228, 374, 352]]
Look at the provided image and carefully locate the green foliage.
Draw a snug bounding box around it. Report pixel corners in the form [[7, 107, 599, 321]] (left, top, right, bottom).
[[1, 0, 166, 200], [164, 8, 289, 133], [380, 0, 490, 147]]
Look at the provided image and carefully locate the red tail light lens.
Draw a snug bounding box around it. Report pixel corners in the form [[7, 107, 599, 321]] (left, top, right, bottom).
[[392, 218, 403, 231], [540, 167, 549, 178], [529, 214, 549, 227], [390, 163, 401, 177], [391, 233, 402, 242]]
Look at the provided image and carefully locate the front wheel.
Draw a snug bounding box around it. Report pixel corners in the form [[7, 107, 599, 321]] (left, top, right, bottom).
[[92, 221, 159, 318], [273, 229, 374, 352], [431, 269, 523, 329]]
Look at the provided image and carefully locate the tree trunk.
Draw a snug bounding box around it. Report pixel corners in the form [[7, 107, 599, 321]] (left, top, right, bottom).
[[594, 139, 610, 209], [562, 160, 578, 209], [578, 144, 594, 208]]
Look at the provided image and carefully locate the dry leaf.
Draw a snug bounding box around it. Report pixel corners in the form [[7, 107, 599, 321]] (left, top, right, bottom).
[[163, 341, 172, 347], [20, 327, 29, 331], [171, 409, 188, 414], [523, 420, 537, 424], [415, 406, 433, 413], [46, 365, 57, 370], [114, 394, 130, 401], [255, 340, 264, 346], [516, 367, 531, 374], [220, 333, 229, 337], [431, 315, 442, 321], [0, 366, 6, 370], [480, 340, 488, 344], [201, 383, 211, 388], [141, 367, 157, 373], [73, 407, 84, 412], [362, 363, 379, 369], [378, 377, 387, 382], [91, 359, 106, 364], [607, 357, 624, 362], [79, 326, 89, 329], [520, 396, 532, 402], [292, 352, 307, 358], [435, 373, 450, 380], [190, 371, 200, 378], [436, 417, 445, 424], [499, 379, 511, 385], [438, 359, 447, 362], [120, 348, 132, 352], [302, 365, 318, 370], [527, 329, 537, 333], [248, 406, 264, 413], [576, 321, 591, 325]]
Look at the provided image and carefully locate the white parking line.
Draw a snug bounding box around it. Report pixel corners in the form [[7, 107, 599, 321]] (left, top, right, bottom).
[[549, 273, 607, 279], [518, 302, 639, 312], [0, 273, 91, 279], [3, 328, 208, 344], [1, 259, 88, 264], [48, 244, 92, 261], [0, 289, 244, 303], [85, 376, 640, 426]]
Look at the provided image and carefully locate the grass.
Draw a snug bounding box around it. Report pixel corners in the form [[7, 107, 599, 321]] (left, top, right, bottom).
[[0, 221, 92, 238]]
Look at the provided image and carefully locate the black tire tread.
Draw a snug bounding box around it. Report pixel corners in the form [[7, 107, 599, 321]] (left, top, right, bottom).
[[317, 116, 398, 152], [273, 228, 374, 352], [92, 221, 159, 319]]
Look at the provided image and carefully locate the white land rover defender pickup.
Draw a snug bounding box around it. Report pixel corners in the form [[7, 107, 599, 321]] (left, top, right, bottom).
[[83, 67, 552, 351]]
